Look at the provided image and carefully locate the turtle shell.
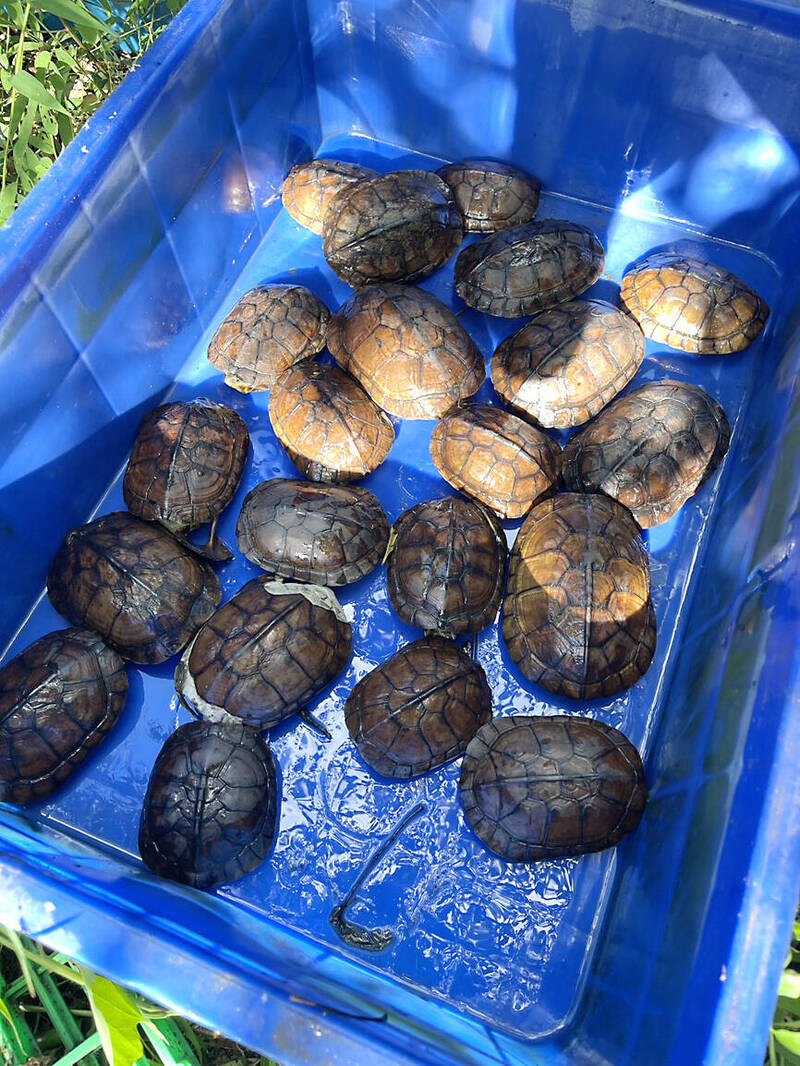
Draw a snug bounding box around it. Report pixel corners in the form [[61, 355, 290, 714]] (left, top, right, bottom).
[[430, 403, 561, 520], [459, 715, 647, 861], [236, 478, 389, 586], [327, 283, 485, 419], [345, 635, 492, 778], [0, 628, 128, 805], [176, 578, 352, 730], [619, 253, 769, 354], [123, 399, 249, 536], [282, 159, 379, 234], [387, 497, 507, 636], [322, 170, 463, 287], [139, 720, 278, 888], [268, 359, 394, 481], [208, 285, 331, 392], [503, 493, 656, 700], [436, 159, 541, 233], [454, 219, 605, 318], [491, 300, 645, 428], [47, 512, 221, 664], [562, 380, 731, 527]]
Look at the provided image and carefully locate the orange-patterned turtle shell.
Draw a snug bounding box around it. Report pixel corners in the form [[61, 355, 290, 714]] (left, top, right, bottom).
[[282, 159, 379, 234], [344, 635, 492, 778], [327, 283, 484, 419], [491, 299, 645, 428], [619, 253, 769, 354], [459, 715, 647, 861], [322, 170, 463, 287], [454, 219, 605, 318], [562, 380, 731, 527], [268, 359, 394, 482], [436, 159, 541, 233], [430, 403, 561, 520], [503, 493, 656, 700], [387, 497, 507, 636], [208, 285, 331, 392]]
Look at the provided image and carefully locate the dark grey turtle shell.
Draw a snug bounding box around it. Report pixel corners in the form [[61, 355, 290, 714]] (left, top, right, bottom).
[[459, 715, 647, 861], [322, 170, 463, 287], [387, 497, 507, 636], [236, 478, 389, 586], [454, 219, 605, 317], [46, 512, 221, 665], [436, 159, 541, 233], [282, 159, 379, 234], [562, 380, 731, 527], [0, 628, 128, 805], [176, 578, 352, 730], [139, 720, 278, 888], [345, 636, 492, 778], [207, 285, 331, 392], [619, 253, 769, 354]]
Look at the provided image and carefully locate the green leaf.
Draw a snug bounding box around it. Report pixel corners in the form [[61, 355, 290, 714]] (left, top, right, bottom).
[[29, 0, 109, 35], [81, 970, 146, 1066], [3, 1, 27, 29], [34, 49, 52, 72], [0, 182, 19, 224], [780, 972, 800, 1002], [775, 1029, 800, 1062], [56, 110, 74, 146], [9, 70, 70, 115]]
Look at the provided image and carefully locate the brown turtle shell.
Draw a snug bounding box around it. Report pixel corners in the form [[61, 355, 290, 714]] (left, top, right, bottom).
[[562, 380, 731, 527], [322, 170, 463, 287], [208, 285, 331, 393], [139, 720, 278, 888], [491, 299, 645, 428], [268, 359, 394, 481], [47, 512, 221, 664], [344, 635, 492, 778], [0, 628, 129, 805], [282, 159, 379, 234], [503, 493, 656, 700], [436, 159, 541, 233], [430, 404, 561, 520], [176, 578, 352, 730], [459, 715, 647, 861], [235, 478, 389, 586], [387, 497, 508, 636], [327, 283, 485, 419], [123, 399, 249, 538], [454, 219, 605, 318], [619, 253, 769, 354]]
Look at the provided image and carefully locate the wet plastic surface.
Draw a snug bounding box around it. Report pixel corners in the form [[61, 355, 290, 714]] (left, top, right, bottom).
[[0, 2, 799, 1065]]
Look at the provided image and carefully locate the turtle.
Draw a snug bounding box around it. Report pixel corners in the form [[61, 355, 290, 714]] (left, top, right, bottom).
[[175, 578, 352, 732], [344, 635, 492, 779], [490, 299, 645, 428], [322, 170, 463, 287], [562, 380, 731, 527], [235, 478, 389, 586], [619, 252, 769, 354], [282, 159, 379, 234], [139, 719, 278, 888], [429, 403, 561, 520], [268, 359, 395, 481], [122, 399, 250, 561], [436, 159, 541, 233], [503, 493, 656, 700], [386, 497, 507, 636], [454, 219, 605, 318], [459, 715, 647, 861], [207, 285, 331, 392], [47, 512, 221, 664], [327, 283, 485, 419], [0, 628, 129, 805]]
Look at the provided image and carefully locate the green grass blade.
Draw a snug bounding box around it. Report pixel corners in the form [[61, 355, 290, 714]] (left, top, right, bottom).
[[9, 69, 70, 115], [0, 182, 19, 224], [6, 928, 36, 999], [29, 0, 109, 35]]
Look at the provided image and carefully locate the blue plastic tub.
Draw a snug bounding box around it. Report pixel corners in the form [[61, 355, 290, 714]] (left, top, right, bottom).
[[1, 1, 799, 1063]]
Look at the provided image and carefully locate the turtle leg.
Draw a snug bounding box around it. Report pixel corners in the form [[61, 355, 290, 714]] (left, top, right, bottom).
[[202, 517, 234, 563], [298, 706, 332, 740]]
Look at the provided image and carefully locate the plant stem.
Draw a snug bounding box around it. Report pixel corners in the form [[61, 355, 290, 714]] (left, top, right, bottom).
[[0, 931, 85, 986], [1, 1, 31, 194]]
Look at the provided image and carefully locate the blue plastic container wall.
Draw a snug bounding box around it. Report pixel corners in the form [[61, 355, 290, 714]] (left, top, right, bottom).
[[0, 2, 799, 1064]]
